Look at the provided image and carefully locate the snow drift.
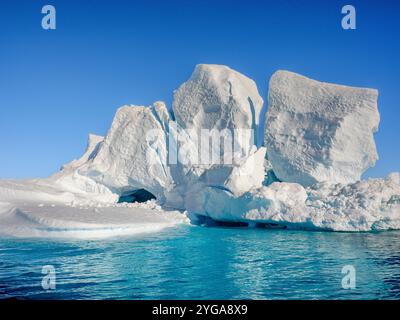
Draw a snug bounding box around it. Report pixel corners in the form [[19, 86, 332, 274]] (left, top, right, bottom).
[[0, 64, 399, 237]]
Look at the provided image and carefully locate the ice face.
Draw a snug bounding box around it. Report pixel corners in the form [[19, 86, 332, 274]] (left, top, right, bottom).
[[173, 64, 264, 156], [163, 64, 266, 207], [0, 197, 188, 239], [77, 104, 174, 202], [265, 70, 380, 186], [185, 181, 308, 224]]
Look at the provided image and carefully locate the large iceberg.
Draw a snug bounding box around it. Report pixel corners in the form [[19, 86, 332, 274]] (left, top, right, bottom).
[[265, 70, 380, 186], [0, 64, 399, 237]]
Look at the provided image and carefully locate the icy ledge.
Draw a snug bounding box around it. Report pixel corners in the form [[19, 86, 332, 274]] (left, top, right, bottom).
[[0, 202, 188, 240], [0, 180, 188, 239]]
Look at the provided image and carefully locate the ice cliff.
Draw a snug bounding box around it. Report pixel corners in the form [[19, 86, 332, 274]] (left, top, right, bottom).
[[75, 103, 174, 201], [1, 64, 399, 235], [265, 70, 380, 186], [173, 64, 263, 153]]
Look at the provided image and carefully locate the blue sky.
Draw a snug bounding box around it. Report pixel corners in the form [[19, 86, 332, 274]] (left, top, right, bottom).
[[0, 0, 399, 179]]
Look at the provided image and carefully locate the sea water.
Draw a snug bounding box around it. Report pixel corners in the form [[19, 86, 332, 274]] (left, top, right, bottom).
[[1, 226, 399, 299]]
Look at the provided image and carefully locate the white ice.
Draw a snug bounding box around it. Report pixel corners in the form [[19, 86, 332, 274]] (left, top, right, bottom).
[[265, 70, 380, 186], [73, 104, 174, 202], [0, 203, 188, 239], [0, 180, 188, 239], [186, 173, 400, 231]]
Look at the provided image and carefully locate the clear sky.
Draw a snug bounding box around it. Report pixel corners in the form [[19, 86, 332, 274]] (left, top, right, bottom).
[[0, 0, 399, 179]]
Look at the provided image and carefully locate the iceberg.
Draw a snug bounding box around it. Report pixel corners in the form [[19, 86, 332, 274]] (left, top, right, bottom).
[[223, 146, 267, 197], [0, 64, 399, 237]]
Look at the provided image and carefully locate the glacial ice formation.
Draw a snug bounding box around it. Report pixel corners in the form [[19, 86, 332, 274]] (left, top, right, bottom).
[[265, 70, 380, 186], [0, 64, 399, 237]]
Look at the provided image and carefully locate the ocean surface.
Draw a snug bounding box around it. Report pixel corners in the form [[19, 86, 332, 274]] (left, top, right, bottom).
[[1, 226, 400, 300]]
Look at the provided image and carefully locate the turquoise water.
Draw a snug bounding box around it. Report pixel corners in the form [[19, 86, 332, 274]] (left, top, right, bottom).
[[1, 226, 400, 300]]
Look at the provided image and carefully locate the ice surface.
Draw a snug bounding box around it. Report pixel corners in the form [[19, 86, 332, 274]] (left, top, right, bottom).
[[0, 180, 188, 239], [223, 146, 266, 196], [0, 179, 76, 204], [265, 70, 380, 186]]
